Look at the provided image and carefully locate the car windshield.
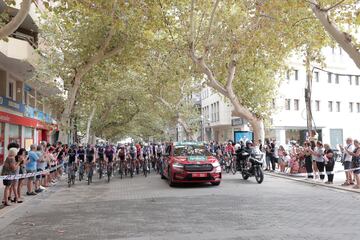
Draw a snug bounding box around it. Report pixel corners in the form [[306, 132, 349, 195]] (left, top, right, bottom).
[[174, 145, 211, 156]]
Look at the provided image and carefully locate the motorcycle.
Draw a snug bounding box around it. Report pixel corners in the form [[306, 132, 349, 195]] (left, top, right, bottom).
[[238, 150, 264, 184]]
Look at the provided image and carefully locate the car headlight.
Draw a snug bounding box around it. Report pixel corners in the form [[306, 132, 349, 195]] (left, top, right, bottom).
[[172, 162, 184, 169], [212, 161, 220, 168]]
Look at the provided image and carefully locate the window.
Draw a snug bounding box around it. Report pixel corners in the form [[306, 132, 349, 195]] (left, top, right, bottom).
[[349, 102, 354, 113], [336, 101, 340, 112], [328, 73, 332, 83], [7, 79, 16, 101], [328, 101, 333, 112], [332, 47, 335, 54], [335, 74, 339, 84], [294, 70, 299, 80], [315, 100, 320, 111], [356, 76, 359, 86], [349, 75, 352, 85], [357, 103, 360, 113], [314, 71, 319, 82], [285, 99, 291, 110], [294, 99, 299, 111]]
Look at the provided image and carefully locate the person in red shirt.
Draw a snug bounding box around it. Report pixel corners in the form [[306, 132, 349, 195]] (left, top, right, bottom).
[[225, 142, 235, 155]]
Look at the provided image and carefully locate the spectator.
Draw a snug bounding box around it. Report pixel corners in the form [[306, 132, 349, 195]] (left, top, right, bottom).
[[310, 141, 325, 181], [303, 141, 313, 179], [345, 139, 360, 189], [324, 144, 335, 184], [16, 148, 27, 202], [35, 145, 46, 192], [310, 140, 319, 179], [278, 145, 288, 172], [1, 148, 19, 206], [339, 138, 354, 186], [270, 139, 279, 171], [264, 139, 272, 171], [26, 144, 39, 196]]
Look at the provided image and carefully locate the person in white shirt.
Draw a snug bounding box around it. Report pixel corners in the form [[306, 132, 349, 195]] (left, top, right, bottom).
[[339, 138, 355, 186]]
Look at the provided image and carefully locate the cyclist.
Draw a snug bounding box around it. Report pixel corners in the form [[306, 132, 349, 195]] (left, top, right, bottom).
[[97, 145, 105, 175], [117, 145, 126, 173], [128, 143, 137, 174], [67, 144, 77, 182], [104, 145, 115, 175], [85, 144, 95, 179]]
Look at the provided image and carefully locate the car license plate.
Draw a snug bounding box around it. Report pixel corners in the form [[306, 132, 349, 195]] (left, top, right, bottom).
[[192, 173, 207, 178]]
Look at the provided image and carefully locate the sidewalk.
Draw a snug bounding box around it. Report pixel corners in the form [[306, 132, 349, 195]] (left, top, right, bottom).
[[266, 162, 360, 193], [0, 176, 62, 215]]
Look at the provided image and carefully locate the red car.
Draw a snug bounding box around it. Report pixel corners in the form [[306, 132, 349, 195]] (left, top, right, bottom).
[[161, 142, 222, 186]]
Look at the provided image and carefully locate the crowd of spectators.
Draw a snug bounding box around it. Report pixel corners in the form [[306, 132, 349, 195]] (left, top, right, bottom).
[[263, 137, 360, 189], [1, 141, 67, 207]]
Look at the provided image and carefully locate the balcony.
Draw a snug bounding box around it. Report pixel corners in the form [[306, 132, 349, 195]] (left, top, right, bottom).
[[0, 36, 39, 80]]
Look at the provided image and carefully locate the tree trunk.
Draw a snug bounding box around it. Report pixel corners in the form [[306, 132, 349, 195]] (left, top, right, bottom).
[[85, 106, 96, 144], [177, 117, 193, 141], [310, 1, 360, 69], [58, 75, 81, 143], [0, 0, 31, 39], [305, 49, 313, 138]]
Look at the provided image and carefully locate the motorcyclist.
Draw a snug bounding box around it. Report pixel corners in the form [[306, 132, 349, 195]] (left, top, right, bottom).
[[236, 141, 254, 170]]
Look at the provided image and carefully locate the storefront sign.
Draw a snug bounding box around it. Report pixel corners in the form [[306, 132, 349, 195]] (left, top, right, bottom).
[[0, 111, 57, 130], [0, 96, 25, 112], [231, 118, 245, 126]]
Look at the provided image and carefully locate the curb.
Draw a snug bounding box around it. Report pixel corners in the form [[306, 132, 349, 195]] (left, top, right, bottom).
[[265, 172, 360, 194]]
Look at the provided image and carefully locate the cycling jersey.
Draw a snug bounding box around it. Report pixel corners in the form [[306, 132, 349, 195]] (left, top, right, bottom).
[[225, 145, 235, 154], [68, 149, 76, 164], [78, 149, 85, 161], [98, 147, 104, 160], [105, 148, 114, 162], [86, 148, 95, 162]]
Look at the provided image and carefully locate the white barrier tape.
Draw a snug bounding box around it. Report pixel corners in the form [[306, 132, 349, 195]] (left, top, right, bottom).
[[273, 166, 360, 177], [0, 165, 63, 180]]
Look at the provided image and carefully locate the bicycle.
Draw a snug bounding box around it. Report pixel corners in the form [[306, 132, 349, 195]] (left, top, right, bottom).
[[143, 156, 149, 177], [78, 161, 85, 181], [118, 160, 126, 179], [231, 156, 237, 175], [68, 162, 76, 187], [87, 162, 94, 185], [128, 157, 134, 178], [107, 162, 113, 183], [98, 159, 104, 179]]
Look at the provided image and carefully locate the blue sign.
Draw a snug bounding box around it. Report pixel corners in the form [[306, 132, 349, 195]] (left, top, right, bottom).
[[0, 96, 25, 113], [24, 84, 32, 92], [234, 131, 253, 143]]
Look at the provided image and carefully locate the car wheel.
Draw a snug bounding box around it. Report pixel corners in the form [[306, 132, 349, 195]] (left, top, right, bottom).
[[168, 168, 175, 187], [211, 181, 220, 186]]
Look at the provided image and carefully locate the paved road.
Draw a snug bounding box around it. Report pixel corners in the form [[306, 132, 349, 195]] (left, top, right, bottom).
[[0, 172, 359, 240]]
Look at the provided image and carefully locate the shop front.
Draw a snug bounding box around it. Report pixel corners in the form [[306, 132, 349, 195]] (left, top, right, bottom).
[[0, 122, 4, 165], [9, 124, 21, 146]]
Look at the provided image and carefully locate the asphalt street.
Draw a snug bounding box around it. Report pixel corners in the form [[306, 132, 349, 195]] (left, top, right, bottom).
[[0, 172, 359, 240]]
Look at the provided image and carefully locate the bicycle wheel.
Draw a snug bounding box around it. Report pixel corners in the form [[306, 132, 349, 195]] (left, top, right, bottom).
[[143, 162, 148, 177], [231, 159, 237, 175], [68, 172, 71, 188]]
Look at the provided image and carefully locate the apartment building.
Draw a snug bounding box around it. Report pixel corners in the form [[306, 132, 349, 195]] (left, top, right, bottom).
[[0, 0, 59, 165], [201, 46, 360, 147]]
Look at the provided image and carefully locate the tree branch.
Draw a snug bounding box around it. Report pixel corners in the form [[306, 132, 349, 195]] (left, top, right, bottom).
[[189, 0, 196, 53], [0, 0, 31, 39], [310, 0, 360, 69], [323, 0, 346, 11], [205, 0, 220, 54]]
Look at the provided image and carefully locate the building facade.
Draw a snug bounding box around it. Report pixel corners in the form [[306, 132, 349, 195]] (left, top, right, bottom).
[[0, 0, 58, 165], [201, 46, 360, 147]]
